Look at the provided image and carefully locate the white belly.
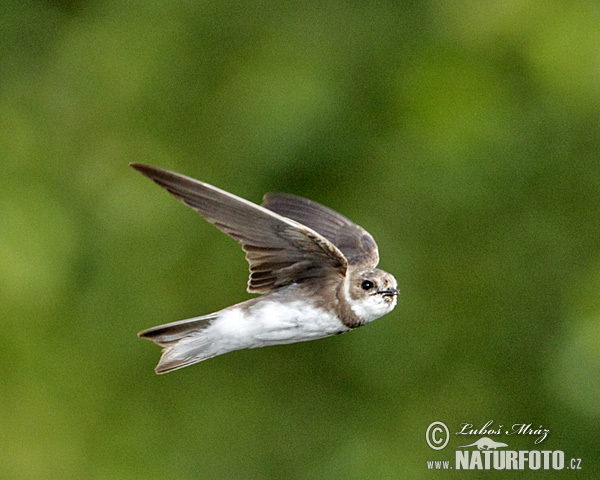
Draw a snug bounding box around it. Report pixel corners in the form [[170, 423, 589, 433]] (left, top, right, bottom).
[[211, 300, 348, 351]]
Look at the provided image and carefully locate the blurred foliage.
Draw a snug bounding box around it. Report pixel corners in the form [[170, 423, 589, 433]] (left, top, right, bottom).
[[1, 0, 599, 478]]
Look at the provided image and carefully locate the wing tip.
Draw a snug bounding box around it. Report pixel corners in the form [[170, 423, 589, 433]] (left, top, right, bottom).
[[130, 162, 149, 172], [130, 162, 167, 180]]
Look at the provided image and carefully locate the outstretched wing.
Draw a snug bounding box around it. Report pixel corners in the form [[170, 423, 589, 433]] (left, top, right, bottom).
[[131, 164, 348, 293], [262, 193, 379, 269]]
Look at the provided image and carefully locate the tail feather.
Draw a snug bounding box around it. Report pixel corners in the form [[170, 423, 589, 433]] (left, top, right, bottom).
[[138, 313, 219, 374], [155, 335, 218, 374], [138, 313, 217, 346]]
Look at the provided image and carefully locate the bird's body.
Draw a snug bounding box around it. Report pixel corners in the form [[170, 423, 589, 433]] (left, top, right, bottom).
[[132, 164, 399, 373], [145, 289, 346, 372]]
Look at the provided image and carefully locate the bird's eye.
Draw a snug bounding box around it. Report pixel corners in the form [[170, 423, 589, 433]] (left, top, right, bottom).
[[361, 280, 374, 290]]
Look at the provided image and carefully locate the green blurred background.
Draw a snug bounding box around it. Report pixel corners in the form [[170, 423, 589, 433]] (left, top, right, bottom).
[[2, 1, 599, 478]]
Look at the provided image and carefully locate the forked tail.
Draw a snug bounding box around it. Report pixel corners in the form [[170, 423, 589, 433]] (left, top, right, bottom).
[[138, 313, 218, 374]]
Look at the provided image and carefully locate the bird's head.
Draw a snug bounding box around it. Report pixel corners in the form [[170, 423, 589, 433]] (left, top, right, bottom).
[[345, 268, 399, 323]]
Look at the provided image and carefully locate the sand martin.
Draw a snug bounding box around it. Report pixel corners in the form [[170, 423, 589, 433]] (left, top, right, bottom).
[[132, 164, 399, 373]]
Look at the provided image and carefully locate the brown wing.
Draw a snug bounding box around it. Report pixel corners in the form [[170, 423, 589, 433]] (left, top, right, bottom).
[[262, 193, 379, 269], [131, 164, 348, 293]]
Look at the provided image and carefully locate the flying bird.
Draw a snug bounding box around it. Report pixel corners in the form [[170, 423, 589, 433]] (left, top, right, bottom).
[[132, 164, 399, 373]]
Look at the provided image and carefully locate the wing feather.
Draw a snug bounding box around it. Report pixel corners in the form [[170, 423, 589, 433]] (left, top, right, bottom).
[[262, 192, 379, 269], [131, 164, 348, 293]]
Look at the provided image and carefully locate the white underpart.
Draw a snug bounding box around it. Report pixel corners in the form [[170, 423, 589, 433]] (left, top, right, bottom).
[[219, 301, 345, 343], [172, 300, 348, 362]]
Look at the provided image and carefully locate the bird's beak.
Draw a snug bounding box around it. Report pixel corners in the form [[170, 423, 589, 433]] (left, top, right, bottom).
[[378, 288, 400, 297]]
